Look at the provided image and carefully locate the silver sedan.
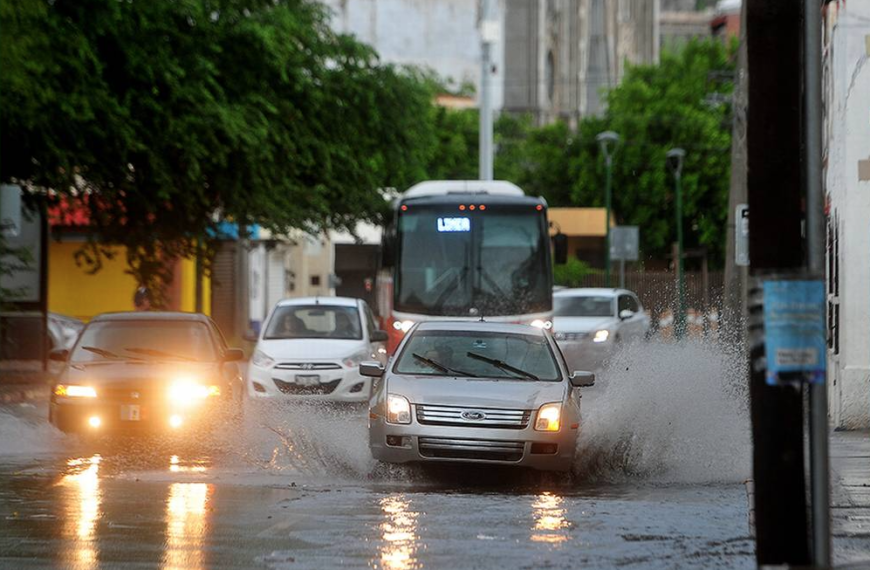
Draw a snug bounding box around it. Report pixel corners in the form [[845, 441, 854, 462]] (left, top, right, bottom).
[[362, 321, 594, 472]]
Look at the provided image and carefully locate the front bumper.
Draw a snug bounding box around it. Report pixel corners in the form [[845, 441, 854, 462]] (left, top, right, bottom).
[[369, 415, 577, 472], [49, 397, 222, 434], [247, 363, 371, 402]]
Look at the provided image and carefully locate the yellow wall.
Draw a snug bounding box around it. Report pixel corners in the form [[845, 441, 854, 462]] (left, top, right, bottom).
[[49, 242, 211, 321]]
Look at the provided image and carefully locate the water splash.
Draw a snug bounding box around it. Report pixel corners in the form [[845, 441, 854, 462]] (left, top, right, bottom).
[[574, 338, 751, 484]]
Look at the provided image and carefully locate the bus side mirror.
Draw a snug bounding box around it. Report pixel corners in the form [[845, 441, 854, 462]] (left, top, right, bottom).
[[553, 233, 568, 265]]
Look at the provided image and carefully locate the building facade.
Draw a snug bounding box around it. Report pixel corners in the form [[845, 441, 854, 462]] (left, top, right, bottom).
[[321, 0, 505, 110], [823, 0, 870, 429], [503, 0, 660, 124]]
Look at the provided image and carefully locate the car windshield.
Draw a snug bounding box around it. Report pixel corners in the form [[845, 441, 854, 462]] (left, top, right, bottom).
[[394, 330, 561, 381], [264, 305, 362, 340], [70, 320, 217, 362], [395, 206, 551, 317], [554, 296, 615, 317]]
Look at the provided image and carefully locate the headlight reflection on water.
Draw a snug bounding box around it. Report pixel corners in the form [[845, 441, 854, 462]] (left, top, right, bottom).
[[163, 482, 211, 570], [530, 492, 572, 545], [60, 455, 102, 569], [378, 495, 421, 570]]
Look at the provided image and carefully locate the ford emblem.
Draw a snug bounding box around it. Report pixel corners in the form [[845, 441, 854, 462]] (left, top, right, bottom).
[[461, 410, 486, 421]]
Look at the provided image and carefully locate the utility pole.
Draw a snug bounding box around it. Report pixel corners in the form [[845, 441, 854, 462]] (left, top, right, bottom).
[[479, 0, 497, 181], [745, 0, 811, 565], [804, 0, 831, 564], [596, 131, 619, 287], [667, 148, 686, 340]]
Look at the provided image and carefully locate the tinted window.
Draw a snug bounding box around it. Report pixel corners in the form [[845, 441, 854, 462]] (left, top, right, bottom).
[[554, 295, 614, 317], [265, 305, 362, 340], [618, 295, 639, 313], [394, 330, 560, 381], [71, 320, 217, 362]]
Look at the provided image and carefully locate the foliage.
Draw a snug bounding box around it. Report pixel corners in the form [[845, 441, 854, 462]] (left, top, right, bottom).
[[572, 39, 735, 265], [553, 257, 597, 288], [1, 0, 436, 303]]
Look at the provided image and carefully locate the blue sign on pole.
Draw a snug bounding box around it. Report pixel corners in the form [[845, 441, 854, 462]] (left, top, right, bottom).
[[763, 280, 826, 385]]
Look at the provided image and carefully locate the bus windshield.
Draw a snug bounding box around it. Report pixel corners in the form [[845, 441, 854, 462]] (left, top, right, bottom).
[[395, 205, 550, 316]]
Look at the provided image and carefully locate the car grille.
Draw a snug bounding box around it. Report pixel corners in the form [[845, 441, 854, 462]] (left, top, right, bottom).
[[97, 386, 159, 404], [554, 332, 589, 341], [274, 362, 342, 371], [418, 437, 525, 462], [272, 378, 341, 395], [415, 404, 531, 429]]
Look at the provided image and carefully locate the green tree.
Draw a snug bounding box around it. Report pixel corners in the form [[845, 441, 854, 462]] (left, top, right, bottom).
[[573, 39, 735, 265], [1, 0, 436, 302]]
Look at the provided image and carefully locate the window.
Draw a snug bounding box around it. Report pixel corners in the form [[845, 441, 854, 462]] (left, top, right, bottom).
[[264, 305, 362, 340], [554, 295, 614, 317], [362, 302, 377, 338], [310, 275, 321, 287], [71, 320, 218, 363], [618, 295, 639, 314], [394, 330, 560, 381]]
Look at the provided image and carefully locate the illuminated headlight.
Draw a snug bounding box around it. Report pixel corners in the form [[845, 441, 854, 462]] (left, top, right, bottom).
[[386, 394, 411, 424], [168, 379, 220, 403], [592, 329, 610, 343], [534, 403, 562, 432], [392, 320, 415, 333], [342, 349, 370, 368], [531, 319, 553, 330], [54, 385, 97, 398], [251, 350, 275, 368]]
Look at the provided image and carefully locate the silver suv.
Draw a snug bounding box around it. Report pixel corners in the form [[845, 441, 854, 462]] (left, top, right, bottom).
[[362, 321, 594, 472]]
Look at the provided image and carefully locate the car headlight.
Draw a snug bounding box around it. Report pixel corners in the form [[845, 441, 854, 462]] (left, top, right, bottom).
[[343, 349, 371, 368], [54, 384, 97, 398], [531, 319, 553, 330], [251, 349, 275, 368], [392, 320, 414, 333], [168, 379, 221, 404], [386, 394, 411, 424], [592, 329, 610, 343], [535, 402, 561, 432]]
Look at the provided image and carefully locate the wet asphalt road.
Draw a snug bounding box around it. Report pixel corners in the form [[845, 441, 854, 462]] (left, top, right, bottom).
[[0, 342, 758, 569]]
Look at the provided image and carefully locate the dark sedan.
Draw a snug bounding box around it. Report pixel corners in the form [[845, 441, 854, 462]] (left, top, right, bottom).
[[48, 312, 245, 434]]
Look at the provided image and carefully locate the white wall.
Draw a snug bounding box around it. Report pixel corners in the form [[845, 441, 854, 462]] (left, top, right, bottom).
[[322, 0, 505, 109], [825, 2, 870, 428]]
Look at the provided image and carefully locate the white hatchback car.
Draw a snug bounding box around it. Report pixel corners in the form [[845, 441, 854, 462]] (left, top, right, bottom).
[[247, 297, 388, 402], [552, 288, 650, 370]]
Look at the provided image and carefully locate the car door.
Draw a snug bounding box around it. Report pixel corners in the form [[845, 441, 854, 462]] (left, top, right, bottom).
[[617, 294, 644, 342], [361, 301, 387, 364]]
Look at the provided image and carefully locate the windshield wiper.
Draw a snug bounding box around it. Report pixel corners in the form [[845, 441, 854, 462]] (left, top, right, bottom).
[[81, 346, 122, 359], [466, 352, 539, 381], [412, 353, 478, 377], [124, 348, 196, 362], [81, 346, 144, 361]]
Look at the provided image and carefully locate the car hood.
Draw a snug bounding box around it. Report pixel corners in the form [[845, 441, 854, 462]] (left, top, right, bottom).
[[387, 374, 567, 409], [257, 339, 364, 360], [63, 361, 219, 386], [552, 316, 617, 333]]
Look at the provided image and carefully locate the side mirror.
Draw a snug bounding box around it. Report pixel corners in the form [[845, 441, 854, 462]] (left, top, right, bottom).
[[49, 348, 69, 362], [224, 348, 245, 362], [360, 361, 385, 378], [569, 371, 595, 387], [619, 309, 634, 320], [552, 233, 568, 265], [370, 330, 388, 343]]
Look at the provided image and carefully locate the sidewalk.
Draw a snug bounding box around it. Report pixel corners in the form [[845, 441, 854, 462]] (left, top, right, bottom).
[[831, 429, 870, 567]]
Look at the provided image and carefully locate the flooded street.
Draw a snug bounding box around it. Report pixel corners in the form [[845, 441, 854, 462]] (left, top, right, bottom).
[[0, 341, 761, 569]]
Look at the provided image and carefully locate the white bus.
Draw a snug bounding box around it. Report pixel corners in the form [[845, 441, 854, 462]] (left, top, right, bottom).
[[378, 181, 555, 352]]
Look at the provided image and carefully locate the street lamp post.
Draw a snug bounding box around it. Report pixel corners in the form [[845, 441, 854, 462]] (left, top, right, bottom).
[[667, 148, 687, 340], [596, 131, 620, 287]]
